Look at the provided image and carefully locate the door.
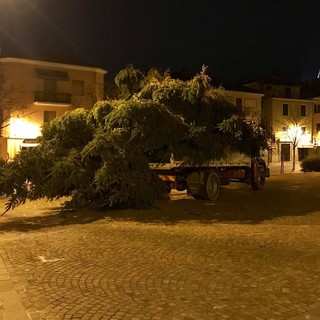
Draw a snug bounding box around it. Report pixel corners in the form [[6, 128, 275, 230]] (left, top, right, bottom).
[[281, 143, 290, 161]]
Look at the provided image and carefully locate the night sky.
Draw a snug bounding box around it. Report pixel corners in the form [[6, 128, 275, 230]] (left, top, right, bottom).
[[1, 0, 320, 82]]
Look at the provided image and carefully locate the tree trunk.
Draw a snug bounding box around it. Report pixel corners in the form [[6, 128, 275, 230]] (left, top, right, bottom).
[[292, 146, 296, 171]]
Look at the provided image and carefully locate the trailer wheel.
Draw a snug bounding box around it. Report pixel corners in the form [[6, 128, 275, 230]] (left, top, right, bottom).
[[203, 170, 221, 201], [252, 168, 266, 190]]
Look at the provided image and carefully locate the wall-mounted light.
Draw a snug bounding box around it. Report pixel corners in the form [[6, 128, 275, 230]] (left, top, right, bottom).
[[10, 117, 41, 139]]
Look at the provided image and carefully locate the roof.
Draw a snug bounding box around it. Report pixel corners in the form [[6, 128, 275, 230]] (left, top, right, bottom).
[[245, 74, 303, 87], [301, 79, 320, 98], [212, 80, 263, 94], [0, 57, 107, 75]]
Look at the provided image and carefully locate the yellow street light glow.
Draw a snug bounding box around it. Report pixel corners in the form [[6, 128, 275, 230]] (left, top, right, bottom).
[[287, 125, 302, 136], [10, 117, 40, 139]]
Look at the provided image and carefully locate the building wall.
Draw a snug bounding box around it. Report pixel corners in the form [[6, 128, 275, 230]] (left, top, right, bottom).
[[224, 90, 263, 124], [268, 98, 314, 163], [245, 82, 301, 99], [0, 58, 106, 159], [260, 99, 273, 131], [244, 79, 319, 164], [262, 84, 300, 99]]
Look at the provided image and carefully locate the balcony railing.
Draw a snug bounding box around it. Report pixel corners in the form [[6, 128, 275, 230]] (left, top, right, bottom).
[[34, 91, 71, 104]]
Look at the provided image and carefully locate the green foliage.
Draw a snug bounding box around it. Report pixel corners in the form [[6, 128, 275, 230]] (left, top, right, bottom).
[[144, 68, 170, 84], [102, 100, 188, 154], [41, 108, 94, 154], [1, 66, 268, 213], [150, 78, 186, 104], [114, 65, 145, 99], [301, 155, 320, 172], [80, 100, 189, 209], [0, 147, 51, 212], [88, 100, 115, 127], [0, 109, 96, 212], [183, 65, 211, 104]]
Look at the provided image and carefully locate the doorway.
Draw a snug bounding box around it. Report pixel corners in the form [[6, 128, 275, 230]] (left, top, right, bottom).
[[281, 143, 290, 161]]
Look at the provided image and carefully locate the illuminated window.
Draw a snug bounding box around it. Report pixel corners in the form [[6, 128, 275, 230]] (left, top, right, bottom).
[[282, 104, 289, 116], [44, 111, 57, 124], [301, 105, 306, 116], [72, 80, 84, 96]]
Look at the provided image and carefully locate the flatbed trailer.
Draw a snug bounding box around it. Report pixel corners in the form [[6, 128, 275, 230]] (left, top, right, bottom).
[[150, 154, 269, 200]]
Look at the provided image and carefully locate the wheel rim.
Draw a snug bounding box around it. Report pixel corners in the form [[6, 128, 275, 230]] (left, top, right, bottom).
[[206, 171, 220, 200]]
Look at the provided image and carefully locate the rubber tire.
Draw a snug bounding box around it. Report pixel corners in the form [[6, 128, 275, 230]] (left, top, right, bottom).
[[202, 170, 221, 201], [252, 168, 266, 190], [164, 184, 172, 195]]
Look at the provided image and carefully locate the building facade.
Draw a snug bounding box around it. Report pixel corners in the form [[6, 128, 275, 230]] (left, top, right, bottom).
[[245, 76, 316, 163], [0, 57, 107, 159], [222, 84, 263, 124], [312, 96, 320, 147]]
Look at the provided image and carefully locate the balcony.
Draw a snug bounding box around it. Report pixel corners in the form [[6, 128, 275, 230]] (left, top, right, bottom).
[[34, 91, 71, 105]]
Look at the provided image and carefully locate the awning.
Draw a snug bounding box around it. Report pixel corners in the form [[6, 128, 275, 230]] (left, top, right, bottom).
[[35, 68, 69, 80]]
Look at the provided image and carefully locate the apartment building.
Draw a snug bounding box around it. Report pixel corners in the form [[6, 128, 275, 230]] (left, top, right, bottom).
[[221, 83, 263, 124], [245, 76, 315, 163], [0, 57, 107, 159], [301, 79, 320, 149]]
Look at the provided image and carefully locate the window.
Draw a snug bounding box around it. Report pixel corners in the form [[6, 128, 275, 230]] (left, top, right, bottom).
[[316, 123, 320, 133], [72, 80, 84, 96], [44, 111, 57, 124], [282, 104, 289, 116], [236, 98, 242, 108], [314, 104, 320, 113], [301, 126, 306, 135], [301, 105, 306, 116], [282, 126, 288, 132]]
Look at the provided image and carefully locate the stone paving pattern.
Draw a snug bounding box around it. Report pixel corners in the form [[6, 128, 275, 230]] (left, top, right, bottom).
[[0, 173, 320, 319]]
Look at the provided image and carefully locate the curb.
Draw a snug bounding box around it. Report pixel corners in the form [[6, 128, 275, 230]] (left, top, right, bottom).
[[268, 162, 303, 175]]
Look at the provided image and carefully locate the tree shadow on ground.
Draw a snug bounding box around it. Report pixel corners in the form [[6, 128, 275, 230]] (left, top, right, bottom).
[[1, 173, 320, 233], [105, 174, 320, 225], [0, 205, 106, 233]]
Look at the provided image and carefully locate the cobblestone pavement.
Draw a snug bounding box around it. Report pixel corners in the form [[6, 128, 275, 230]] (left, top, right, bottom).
[[1, 173, 320, 319]]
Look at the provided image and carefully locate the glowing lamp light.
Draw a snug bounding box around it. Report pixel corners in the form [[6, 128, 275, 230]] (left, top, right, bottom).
[[287, 125, 302, 137], [10, 117, 41, 139]]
